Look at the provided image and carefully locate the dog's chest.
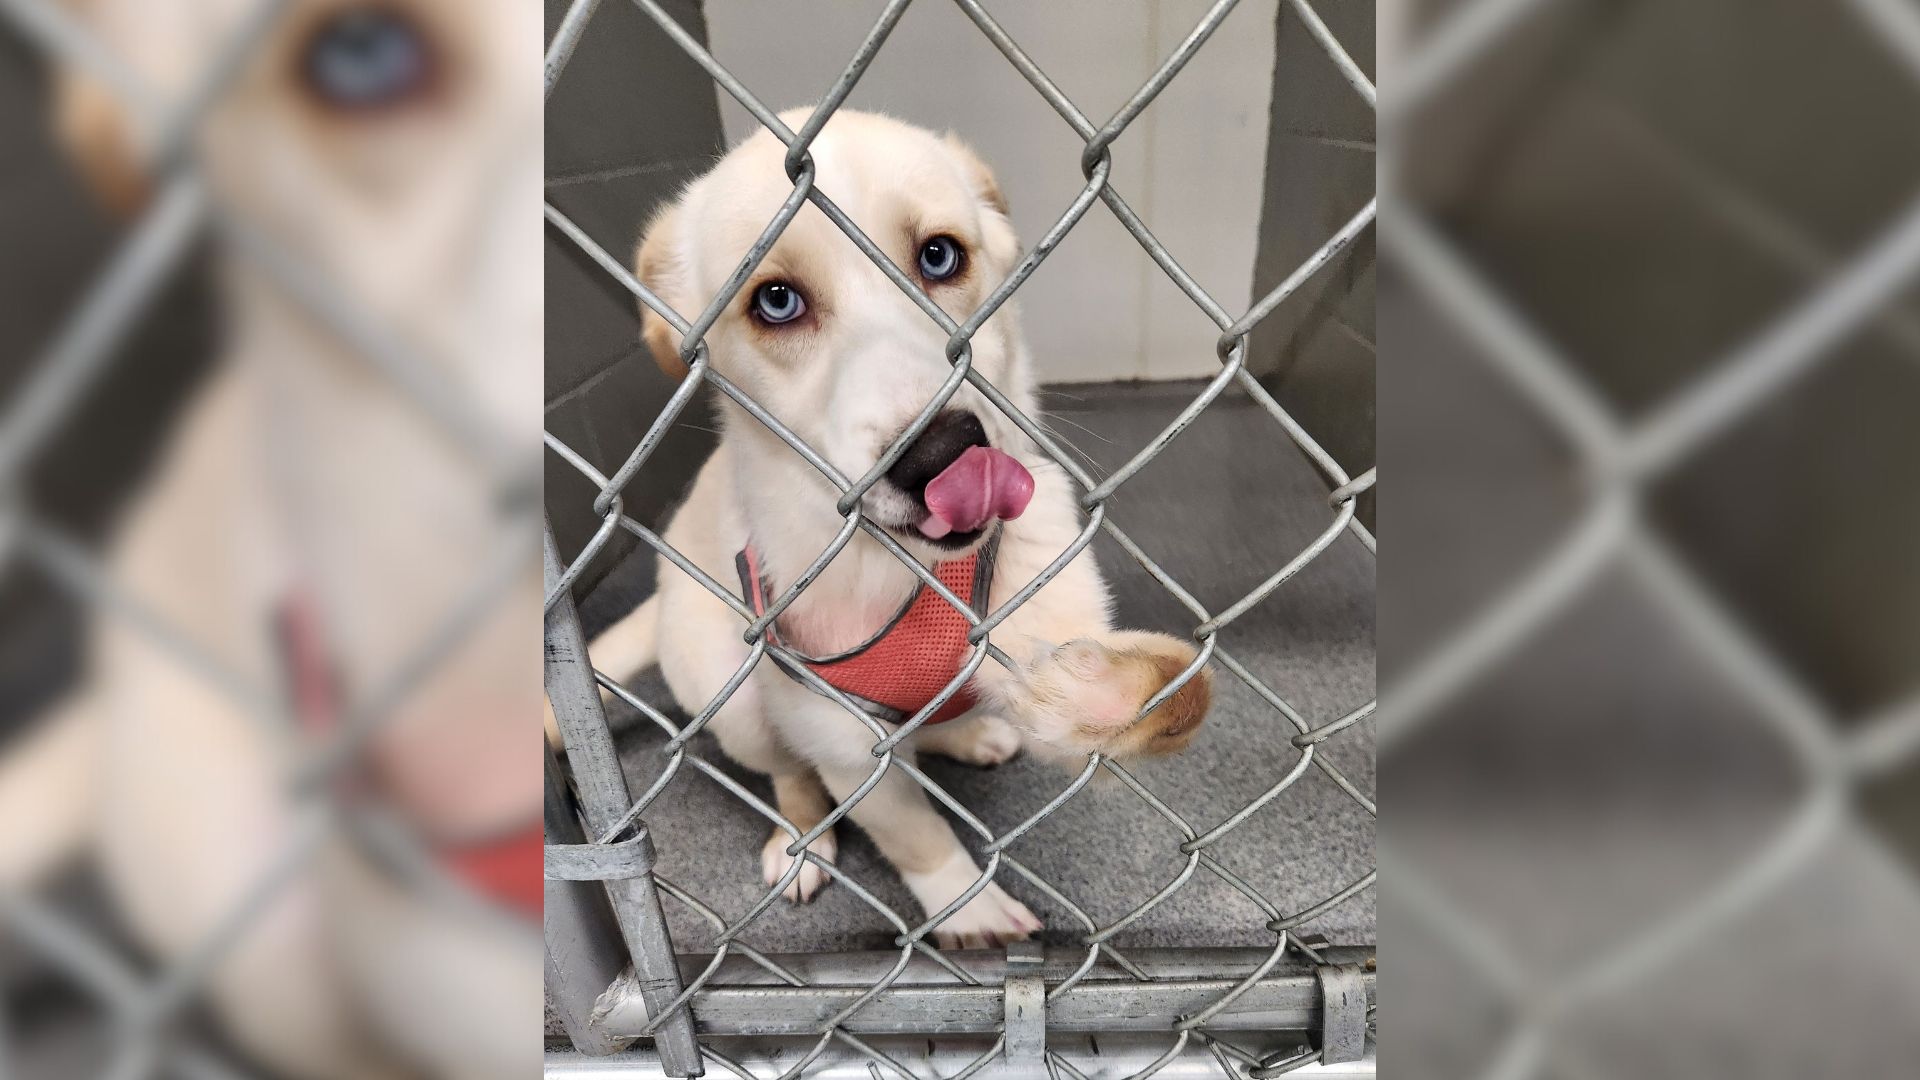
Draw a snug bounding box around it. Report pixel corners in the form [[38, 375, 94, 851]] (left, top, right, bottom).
[[776, 598, 906, 656], [737, 543, 995, 724]]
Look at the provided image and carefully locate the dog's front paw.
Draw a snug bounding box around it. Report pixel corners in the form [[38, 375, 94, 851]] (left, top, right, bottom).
[[761, 827, 836, 903], [928, 882, 1043, 949], [1009, 632, 1211, 758], [904, 852, 1043, 948]]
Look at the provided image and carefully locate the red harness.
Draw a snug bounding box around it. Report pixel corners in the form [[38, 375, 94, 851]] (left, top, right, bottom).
[[737, 538, 996, 726], [276, 592, 543, 920]]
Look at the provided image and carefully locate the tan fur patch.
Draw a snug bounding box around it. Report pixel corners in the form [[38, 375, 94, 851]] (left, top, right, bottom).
[[941, 132, 1009, 216], [633, 200, 690, 379], [56, 71, 149, 215], [1106, 643, 1211, 757]]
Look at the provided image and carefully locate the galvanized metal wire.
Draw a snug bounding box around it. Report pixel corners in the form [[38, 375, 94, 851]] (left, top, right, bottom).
[[544, 1, 1377, 1077]]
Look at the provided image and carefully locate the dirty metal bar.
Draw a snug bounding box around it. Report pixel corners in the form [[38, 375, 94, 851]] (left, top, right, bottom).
[[594, 947, 1374, 1037], [543, 521, 633, 826], [1313, 963, 1369, 1064], [548, 1033, 1376, 1078], [1002, 941, 1046, 1064], [544, 743, 635, 1058], [674, 944, 1372, 990], [544, 519, 703, 1075]]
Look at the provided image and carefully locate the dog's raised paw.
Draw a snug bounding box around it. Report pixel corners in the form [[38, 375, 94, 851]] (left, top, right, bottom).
[[1010, 633, 1211, 758], [761, 828, 836, 903], [928, 882, 1043, 949]]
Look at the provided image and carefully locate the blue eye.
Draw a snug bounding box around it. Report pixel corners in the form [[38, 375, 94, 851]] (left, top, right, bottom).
[[918, 236, 963, 281], [301, 7, 435, 111], [753, 282, 806, 324]]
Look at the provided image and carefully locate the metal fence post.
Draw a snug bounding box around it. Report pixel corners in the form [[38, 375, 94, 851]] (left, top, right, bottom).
[[545, 519, 704, 1076], [544, 740, 635, 1057]]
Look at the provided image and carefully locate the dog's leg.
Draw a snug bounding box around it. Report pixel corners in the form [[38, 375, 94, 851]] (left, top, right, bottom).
[[591, 595, 659, 695], [645, 521, 845, 903], [690, 681, 839, 905], [813, 756, 1041, 948], [761, 771, 836, 902], [912, 710, 1023, 767], [703, 705, 840, 905]]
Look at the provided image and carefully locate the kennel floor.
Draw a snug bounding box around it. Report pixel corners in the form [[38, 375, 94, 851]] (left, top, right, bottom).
[[578, 379, 1377, 953]]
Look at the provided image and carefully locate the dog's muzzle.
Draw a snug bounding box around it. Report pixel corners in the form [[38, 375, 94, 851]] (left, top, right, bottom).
[[885, 411, 1034, 541]]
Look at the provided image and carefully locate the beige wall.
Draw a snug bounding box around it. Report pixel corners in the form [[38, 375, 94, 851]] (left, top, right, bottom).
[[705, 0, 1279, 383]]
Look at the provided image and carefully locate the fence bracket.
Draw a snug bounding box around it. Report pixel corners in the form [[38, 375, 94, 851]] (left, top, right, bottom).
[[1312, 962, 1368, 1064], [545, 828, 656, 882], [1003, 941, 1046, 1064]]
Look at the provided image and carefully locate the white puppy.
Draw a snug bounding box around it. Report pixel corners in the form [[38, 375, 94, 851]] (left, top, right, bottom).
[[586, 109, 1212, 948]]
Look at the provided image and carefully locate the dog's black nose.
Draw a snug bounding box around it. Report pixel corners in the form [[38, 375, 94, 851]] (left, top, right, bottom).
[[887, 410, 987, 496]]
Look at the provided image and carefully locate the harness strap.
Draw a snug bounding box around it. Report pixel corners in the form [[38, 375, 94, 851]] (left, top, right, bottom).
[[737, 535, 998, 725]]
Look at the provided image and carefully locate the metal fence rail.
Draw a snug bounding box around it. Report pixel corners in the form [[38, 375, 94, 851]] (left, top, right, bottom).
[[543, 1, 1377, 1078], [0, 1, 536, 1077], [1382, 1, 1920, 1078]]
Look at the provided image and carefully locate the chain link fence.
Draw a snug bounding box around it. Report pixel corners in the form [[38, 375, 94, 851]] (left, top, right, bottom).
[[543, 1, 1376, 1077], [1383, 0, 1920, 1076], [0, 1, 538, 1076]]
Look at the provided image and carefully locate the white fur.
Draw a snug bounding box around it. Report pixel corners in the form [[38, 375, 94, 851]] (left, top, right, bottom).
[[590, 110, 1209, 948]]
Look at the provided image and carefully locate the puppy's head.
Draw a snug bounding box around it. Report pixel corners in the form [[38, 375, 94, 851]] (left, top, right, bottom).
[[636, 109, 1035, 557]]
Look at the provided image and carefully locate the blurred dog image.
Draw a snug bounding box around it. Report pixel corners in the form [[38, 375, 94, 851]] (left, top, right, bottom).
[[581, 109, 1213, 949], [0, 2, 540, 1077]]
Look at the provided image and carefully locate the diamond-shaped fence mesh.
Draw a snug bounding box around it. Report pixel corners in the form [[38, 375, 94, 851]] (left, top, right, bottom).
[[543, 1, 1377, 1077], [1382, 0, 1920, 1077], [0, 1, 538, 1077]]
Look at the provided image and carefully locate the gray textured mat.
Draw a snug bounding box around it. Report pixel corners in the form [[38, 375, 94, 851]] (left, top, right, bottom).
[[578, 380, 1376, 952]]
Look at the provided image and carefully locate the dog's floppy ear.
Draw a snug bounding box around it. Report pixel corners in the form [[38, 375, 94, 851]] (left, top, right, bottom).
[[55, 66, 150, 215], [633, 198, 693, 380], [942, 133, 1009, 218]]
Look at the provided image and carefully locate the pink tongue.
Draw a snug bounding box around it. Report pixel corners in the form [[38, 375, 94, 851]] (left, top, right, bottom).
[[919, 446, 1034, 539]]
